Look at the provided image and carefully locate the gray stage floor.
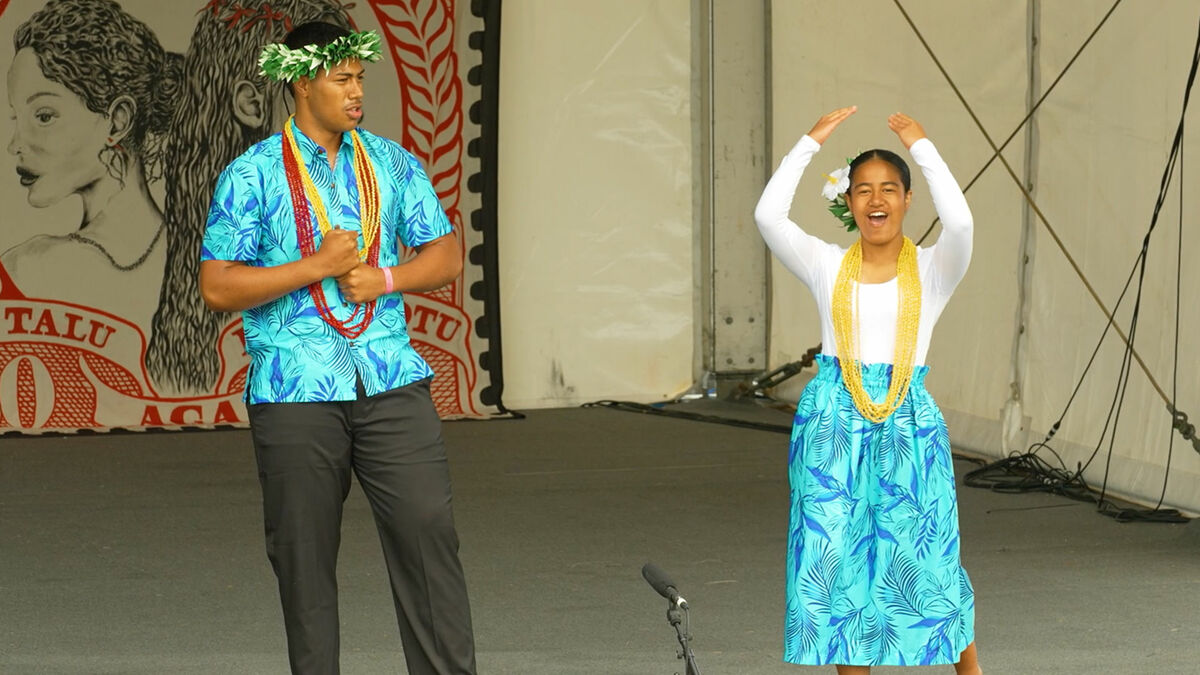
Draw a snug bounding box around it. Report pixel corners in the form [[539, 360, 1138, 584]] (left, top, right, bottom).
[[2, 405, 1198, 674]]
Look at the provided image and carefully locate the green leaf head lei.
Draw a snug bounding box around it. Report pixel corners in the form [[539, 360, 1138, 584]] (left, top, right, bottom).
[[258, 30, 384, 82]]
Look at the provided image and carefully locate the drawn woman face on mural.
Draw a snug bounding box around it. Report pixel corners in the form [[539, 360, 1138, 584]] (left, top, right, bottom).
[[5, 0, 179, 216], [0, 0, 181, 339], [6, 47, 114, 208]]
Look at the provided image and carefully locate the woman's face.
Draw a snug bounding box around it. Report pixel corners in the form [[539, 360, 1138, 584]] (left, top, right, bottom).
[[847, 158, 911, 248], [6, 47, 111, 207]]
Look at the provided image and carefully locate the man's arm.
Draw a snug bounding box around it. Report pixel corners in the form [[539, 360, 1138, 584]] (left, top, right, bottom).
[[200, 228, 361, 313], [335, 232, 462, 304]]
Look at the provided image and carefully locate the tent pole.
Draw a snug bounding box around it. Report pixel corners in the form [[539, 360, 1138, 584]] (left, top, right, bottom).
[[1002, 0, 1042, 454]]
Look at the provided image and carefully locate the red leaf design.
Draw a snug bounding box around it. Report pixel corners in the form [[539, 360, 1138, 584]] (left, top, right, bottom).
[[369, 0, 464, 217]]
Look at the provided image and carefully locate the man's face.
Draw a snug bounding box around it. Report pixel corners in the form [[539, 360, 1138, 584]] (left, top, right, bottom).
[[300, 58, 365, 134]]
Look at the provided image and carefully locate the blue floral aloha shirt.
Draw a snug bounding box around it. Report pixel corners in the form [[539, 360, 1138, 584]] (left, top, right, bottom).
[[201, 119, 451, 404]]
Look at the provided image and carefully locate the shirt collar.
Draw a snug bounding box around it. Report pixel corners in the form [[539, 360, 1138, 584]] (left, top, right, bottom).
[[287, 117, 354, 165]]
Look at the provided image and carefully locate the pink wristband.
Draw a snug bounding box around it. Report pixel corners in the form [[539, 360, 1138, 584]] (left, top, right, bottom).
[[382, 266, 394, 294]]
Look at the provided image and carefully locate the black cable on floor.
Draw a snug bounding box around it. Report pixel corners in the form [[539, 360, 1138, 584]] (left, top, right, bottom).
[[581, 399, 791, 434], [581, 399, 988, 468]]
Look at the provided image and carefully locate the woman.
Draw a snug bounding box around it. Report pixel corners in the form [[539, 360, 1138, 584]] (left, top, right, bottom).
[[4, 0, 180, 335], [754, 107, 981, 674]]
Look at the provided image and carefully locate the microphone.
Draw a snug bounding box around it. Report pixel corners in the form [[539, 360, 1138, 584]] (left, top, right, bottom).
[[642, 562, 688, 609]]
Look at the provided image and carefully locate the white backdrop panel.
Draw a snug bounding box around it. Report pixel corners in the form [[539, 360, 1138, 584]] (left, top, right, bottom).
[[1027, 0, 1200, 512], [497, 0, 693, 408]]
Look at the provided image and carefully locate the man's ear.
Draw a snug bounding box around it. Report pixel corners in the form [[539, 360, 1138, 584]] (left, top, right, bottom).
[[293, 76, 310, 100], [232, 79, 267, 128]]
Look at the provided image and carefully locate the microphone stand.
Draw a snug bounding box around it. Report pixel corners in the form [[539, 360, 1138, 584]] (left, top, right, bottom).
[[666, 602, 701, 675]]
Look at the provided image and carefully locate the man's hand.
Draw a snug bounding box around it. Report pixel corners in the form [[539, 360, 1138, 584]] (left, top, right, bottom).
[[315, 227, 361, 278], [336, 264, 385, 304]]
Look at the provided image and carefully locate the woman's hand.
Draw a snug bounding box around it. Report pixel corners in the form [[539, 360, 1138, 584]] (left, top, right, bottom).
[[806, 106, 857, 145], [888, 112, 927, 149]]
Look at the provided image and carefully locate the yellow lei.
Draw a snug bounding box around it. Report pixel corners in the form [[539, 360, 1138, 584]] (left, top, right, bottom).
[[831, 237, 922, 423], [282, 116, 381, 259]]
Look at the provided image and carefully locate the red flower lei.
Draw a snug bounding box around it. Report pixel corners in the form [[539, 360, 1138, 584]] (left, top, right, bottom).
[[282, 119, 382, 338]]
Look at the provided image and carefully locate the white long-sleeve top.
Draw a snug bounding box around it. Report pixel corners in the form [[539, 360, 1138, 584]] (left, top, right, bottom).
[[754, 135, 973, 366]]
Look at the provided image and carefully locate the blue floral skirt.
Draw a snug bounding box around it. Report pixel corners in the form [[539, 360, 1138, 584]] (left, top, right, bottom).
[[784, 355, 974, 667]]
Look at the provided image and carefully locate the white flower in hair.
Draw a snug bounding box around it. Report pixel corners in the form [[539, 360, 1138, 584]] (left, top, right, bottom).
[[821, 165, 851, 201], [820, 161, 858, 232]]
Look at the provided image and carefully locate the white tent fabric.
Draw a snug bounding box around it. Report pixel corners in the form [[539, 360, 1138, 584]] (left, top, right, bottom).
[[769, 0, 1200, 514], [497, 0, 695, 408], [493, 0, 1199, 512]]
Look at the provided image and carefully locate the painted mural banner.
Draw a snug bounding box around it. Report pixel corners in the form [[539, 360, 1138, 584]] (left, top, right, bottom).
[[0, 0, 502, 433]]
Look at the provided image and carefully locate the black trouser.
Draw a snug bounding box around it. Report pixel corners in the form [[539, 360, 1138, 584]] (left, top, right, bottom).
[[248, 377, 476, 675]]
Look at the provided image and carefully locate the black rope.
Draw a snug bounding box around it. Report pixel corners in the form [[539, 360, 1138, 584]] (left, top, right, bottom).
[[1158, 122, 1184, 512], [912, 0, 1124, 246], [966, 9, 1200, 523]]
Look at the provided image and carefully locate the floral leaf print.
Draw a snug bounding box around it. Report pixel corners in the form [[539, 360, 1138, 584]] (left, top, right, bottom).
[[313, 373, 340, 401], [807, 466, 847, 499], [266, 351, 303, 400], [790, 515, 807, 578], [829, 405, 854, 468], [914, 397, 939, 435], [828, 605, 870, 663], [807, 406, 838, 467], [880, 552, 927, 619], [874, 518, 899, 546], [364, 340, 389, 374], [364, 341, 405, 384], [913, 498, 941, 560], [857, 606, 888, 664], [941, 531, 960, 559], [263, 293, 318, 338], [784, 359, 974, 666], [268, 351, 285, 393], [877, 423, 899, 482], [909, 615, 952, 629], [801, 541, 840, 617], [875, 611, 901, 662], [877, 478, 918, 516], [803, 512, 832, 542], [917, 618, 956, 665], [958, 568, 974, 601], [785, 602, 821, 657]]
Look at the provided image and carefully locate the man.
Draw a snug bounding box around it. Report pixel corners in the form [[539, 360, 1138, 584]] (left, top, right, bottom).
[[151, 0, 355, 395], [198, 21, 476, 675]]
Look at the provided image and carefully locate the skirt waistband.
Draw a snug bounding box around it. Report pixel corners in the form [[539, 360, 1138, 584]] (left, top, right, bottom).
[[813, 354, 929, 388]]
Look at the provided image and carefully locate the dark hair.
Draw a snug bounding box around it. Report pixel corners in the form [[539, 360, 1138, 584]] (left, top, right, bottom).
[[282, 21, 353, 98], [13, 0, 182, 182], [284, 21, 352, 50], [147, 1, 353, 393], [848, 148, 911, 192]]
